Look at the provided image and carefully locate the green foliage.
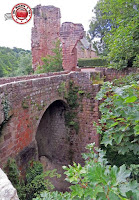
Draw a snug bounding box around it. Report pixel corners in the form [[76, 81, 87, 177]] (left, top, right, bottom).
[[94, 75, 139, 184], [78, 58, 107, 67], [129, 164, 139, 182], [36, 40, 63, 73], [113, 74, 139, 86], [103, 146, 139, 167], [4, 159, 60, 200], [65, 80, 80, 134], [1, 97, 10, 121], [4, 158, 20, 187], [133, 55, 139, 68], [0, 96, 11, 137], [4, 158, 26, 199], [58, 81, 67, 97], [22, 99, 29, 109], [14, 53, 33, 76], [26, 160, 43, 183], [95, 81, 139, 155], [0, 46, 32, 77], [63, 143, 139, 200], [58, 80, 81, 134], [25, 169, 60, 200], [89, 0, 139, 69], [33, 191, 71, 200], [25, 161, 60, 200], [89, 0, 115, 55], [90, 72, 104, 84]]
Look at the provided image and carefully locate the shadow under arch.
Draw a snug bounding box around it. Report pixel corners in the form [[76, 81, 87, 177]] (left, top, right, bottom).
[[35, 99, 71, 191]]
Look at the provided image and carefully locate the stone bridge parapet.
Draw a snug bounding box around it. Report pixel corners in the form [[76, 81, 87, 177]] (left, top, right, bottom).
[[0, 72, 100, 176]]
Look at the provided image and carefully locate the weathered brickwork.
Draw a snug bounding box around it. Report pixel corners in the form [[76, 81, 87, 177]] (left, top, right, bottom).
[[0, 68, 137, 190], [31, 5, 86, 72], [60, 22, 84, 71], [0, 71, 99, 190], [95, 67, 139, 81], [31, 5, 61, 70], [0, 71, 69, 85]]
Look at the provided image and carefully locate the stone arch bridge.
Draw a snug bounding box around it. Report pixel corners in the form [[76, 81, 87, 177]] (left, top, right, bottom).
[[0, 68, 136, 190], [0, 71, 101, 173]]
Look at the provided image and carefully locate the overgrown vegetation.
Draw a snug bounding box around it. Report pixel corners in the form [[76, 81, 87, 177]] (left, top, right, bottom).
[[35, 143, 138, 200], [4, 74, 139, 199], [58, 80, 81, 134], [2, 1, 139, 198], [0, 47, 32, 77], [89, 0, 139, 69], [90, 72, 104, 84], [63, 143, 138, 200], [95, 74, 139, 182], [95, 80, 139, 155], [0, 96, 11, 136], [78, 58, 108, 67], [35, 40, 63, 73], [64, 80, 80, 134], [4, 159, 60, 200], [33, 191, 72, 200], [34, 74, 139, 200]]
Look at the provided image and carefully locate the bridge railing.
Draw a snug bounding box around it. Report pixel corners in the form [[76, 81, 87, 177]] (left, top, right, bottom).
[[0, 71, 70, 85]]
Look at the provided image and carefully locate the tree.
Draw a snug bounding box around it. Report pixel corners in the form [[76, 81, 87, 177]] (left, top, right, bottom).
[[89, 0, 114, 55], [14, 53, 33, 76], [0, 47, 32, 77], [89, 0, 139, 69], [36, 40, 63, 73]]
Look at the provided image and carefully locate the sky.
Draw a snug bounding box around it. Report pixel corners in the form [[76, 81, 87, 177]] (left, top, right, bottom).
[[0, 0, 98, 50]]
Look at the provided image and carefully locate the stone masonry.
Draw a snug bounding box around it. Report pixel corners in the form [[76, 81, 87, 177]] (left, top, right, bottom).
[[0, 68, 137, 190], [60, 22, 84, 71], [0, 71, 100, 190], [31, 5, 85, 72], [31, 5, 61, 70]]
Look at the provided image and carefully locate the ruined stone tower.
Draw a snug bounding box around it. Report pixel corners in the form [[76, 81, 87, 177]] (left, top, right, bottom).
[[60, 22, 84, 71], [31, 5, 61, 70], [31, 5, 85, 72]]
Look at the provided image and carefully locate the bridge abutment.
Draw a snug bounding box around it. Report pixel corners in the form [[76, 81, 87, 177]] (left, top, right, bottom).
[[0, 72, 99, 188], [0, 68, 137, 190]]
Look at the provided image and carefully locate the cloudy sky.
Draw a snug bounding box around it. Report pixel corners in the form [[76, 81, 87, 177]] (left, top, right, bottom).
[[0, 0, 98, 50]]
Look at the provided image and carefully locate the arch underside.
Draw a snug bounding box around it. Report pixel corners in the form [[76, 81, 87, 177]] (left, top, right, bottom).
[[36, 100, 71, 191]]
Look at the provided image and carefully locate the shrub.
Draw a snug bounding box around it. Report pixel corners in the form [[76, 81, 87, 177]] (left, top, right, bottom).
[[78, 58, 108, 67], [4, 159, 60, 200], [95, 81, 139, 156], [95, 75, 139, 183], [33, 144, 139, 200], [25, 169, 60, 200], [63, 143, 138, 200], [36, 40, 63, 73], [33, 191, 71, 200], [4, 158, 26, 200]]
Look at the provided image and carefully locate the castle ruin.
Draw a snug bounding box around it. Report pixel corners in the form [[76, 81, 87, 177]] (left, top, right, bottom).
[[31, 5, 97, 72]]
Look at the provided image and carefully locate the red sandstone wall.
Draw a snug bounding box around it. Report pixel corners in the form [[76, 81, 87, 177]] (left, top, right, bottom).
[[0, 72, 99, 170], [0, 71, 69, 85], [0, 68, 137, 188], [31, 5, 61, 71], [31, 5, 97, 72], [60, 22, 84, 71], [94, 67, 139, 82]]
